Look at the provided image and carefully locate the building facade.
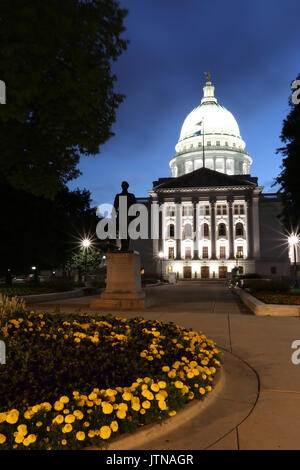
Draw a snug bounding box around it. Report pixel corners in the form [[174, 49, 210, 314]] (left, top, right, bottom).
[[134, 77, 290, 279]]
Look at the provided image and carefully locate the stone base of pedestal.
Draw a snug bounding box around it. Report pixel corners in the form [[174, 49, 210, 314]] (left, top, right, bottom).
[[90, 251, 148, 310]]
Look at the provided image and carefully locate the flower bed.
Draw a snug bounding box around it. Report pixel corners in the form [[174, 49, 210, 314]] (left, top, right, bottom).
[[254, 291, 300, 305], [0, 312, 221, 450]]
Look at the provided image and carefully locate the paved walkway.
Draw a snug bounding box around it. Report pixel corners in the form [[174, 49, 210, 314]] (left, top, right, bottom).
[[27, 282, 300, 450]]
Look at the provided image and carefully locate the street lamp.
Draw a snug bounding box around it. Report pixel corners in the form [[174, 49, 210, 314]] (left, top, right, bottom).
[[81, 238, 91, 284], [31, 266, 38, 284], [159, 251, 163, 281], [288, 233, 299, 288]]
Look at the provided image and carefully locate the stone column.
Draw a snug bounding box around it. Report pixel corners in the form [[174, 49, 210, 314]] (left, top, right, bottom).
[[245, 195, 253, 259], [210, 197, 216, 259], [227, 197, 234, 258], [193, 199, 199, 259], [175, 197, 182, 260], [252, 194, 261, 259]]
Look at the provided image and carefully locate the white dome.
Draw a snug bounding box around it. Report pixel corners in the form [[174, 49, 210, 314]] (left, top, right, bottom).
[[179, 102, 241, 141], [170, 76, 252, 177], [179, 82, 241, 142]]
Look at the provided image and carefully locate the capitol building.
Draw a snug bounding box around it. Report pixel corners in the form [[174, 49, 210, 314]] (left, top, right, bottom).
[[135, 76, 290, 279]]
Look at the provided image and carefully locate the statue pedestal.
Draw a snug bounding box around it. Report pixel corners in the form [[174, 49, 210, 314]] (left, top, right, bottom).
[[90, 251, 147, 310]]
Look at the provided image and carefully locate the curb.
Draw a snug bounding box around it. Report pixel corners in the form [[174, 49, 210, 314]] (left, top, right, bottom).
[[86, 367, 225, 451], [22, 288, 85, 304], [235, 287, 300, 317]]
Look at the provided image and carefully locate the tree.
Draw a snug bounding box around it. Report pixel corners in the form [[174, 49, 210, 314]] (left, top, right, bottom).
[[0, 174, 100, 274], [0, 0, 128, 198], [275, 74, 300, 230], [65, 246, 103, 274]]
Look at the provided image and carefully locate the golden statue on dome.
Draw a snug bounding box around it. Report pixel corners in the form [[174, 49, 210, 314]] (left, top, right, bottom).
[[205, 71, 211, 82]]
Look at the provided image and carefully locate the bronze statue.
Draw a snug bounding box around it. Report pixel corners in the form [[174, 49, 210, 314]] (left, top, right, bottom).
[[113, 181, 137, 251]]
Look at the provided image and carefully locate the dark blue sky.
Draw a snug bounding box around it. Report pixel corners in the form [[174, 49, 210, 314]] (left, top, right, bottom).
[[68, 0, 300, 208]]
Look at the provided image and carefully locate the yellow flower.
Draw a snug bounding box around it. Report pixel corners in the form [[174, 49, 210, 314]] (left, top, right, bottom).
[[17, 424, 28, 436], [99, 426, 111, 440], [88, 430, 95, 438], [54, 401, 64, 411], [83, 421, 90, 427], [116, 409, 126, 419], [61, 439, 67, 446], [169, 411, 176, 417], [0, 412, 7, 424], [62, 424, 73, 433], [0, 434, 6, 444], [158, 400, 168, 410], [174, 381, 184, 389], [150, 383, 160, 392], [122, 392, 132, 401], [142, 400, 151, 409], [131, 401, 140, 411], [53, 414, 64, 424], [36, 421, 43, 427], [110, 421, 118, 432], [6, 409, 19, 424], [101, 402, 113, 414], [59, 396, 69, 404], [27, 434, 37, 444], [65, 414, 75, 424], [158, 381, 166, 389], [199, 387, 206, 395], [88, 392, 97, 401], [74, 410, 84, 420], [76, 431, 85, 441], [162, 366, 170, 372]]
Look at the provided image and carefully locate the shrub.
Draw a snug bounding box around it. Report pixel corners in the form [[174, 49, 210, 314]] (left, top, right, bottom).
[[243, 280, 290, 292]]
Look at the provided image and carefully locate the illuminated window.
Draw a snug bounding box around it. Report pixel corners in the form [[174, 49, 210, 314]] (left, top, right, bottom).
[[202, 246, 208, 258], [168, 247, 175, 259], [203, 223, 209, 237], [236, 246, 244, 258], [220, 246, 226, 259], [185, 247, 191, 259]]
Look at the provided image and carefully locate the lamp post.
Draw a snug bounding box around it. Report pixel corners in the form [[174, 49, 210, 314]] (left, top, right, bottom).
[[288, 234, 299, 288], [159, 251, 163, 281], [81, 238, 91, 284], [31, 266, 38, 284]]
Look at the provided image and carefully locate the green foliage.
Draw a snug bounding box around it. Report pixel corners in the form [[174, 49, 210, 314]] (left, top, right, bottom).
[[275, 73, 300, 228], [0, 0, 128, 198], [65, 247, 102, 272]]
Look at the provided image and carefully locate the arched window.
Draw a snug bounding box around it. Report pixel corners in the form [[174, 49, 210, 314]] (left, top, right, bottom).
[[203, 223, 209, 237], [167, 224, 175, 238], [235, 223, 244, 236], [183, 223, 192, 239], [218, 223, 226, 236]]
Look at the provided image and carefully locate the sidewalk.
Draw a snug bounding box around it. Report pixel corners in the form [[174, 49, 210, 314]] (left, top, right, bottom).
[[27, 282, 300, 450]]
